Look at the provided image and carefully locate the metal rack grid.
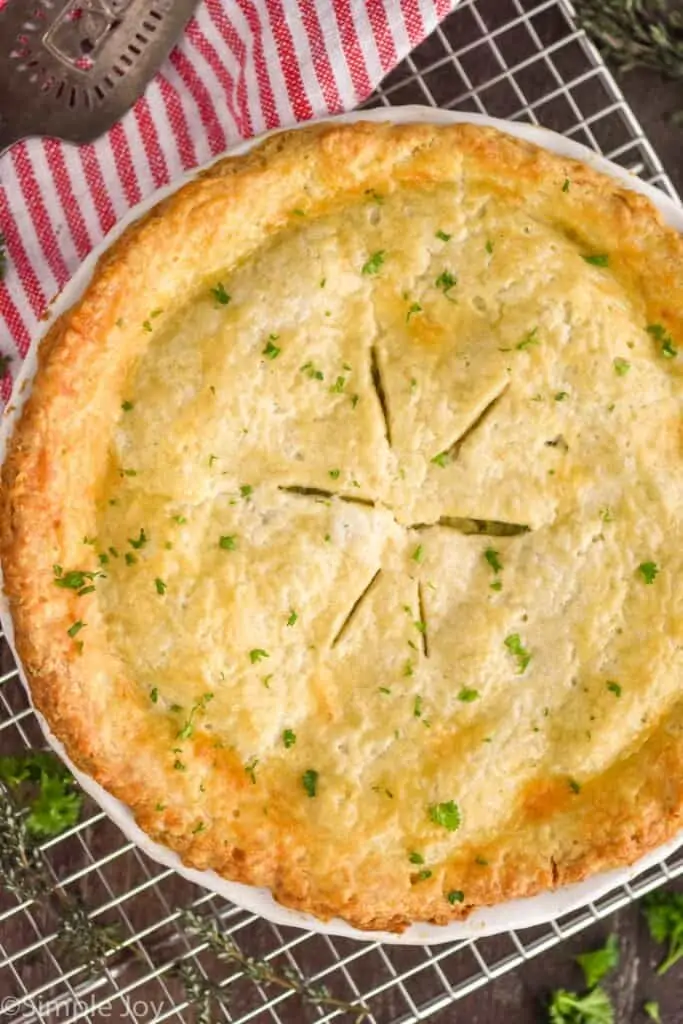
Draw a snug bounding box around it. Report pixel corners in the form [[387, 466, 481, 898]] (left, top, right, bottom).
[[0, 1, 680, 1022]]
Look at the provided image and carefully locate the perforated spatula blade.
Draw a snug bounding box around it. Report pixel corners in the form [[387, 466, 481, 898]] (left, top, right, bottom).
[[0, 0, 199, 155]]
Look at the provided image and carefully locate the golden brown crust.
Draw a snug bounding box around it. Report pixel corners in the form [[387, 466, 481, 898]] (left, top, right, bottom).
[[2, 121, 683, 932]]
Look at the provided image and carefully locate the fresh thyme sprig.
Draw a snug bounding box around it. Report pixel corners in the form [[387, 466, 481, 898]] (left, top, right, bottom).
[[181, 910, 371, 1021], [574, 0, 683, 79]]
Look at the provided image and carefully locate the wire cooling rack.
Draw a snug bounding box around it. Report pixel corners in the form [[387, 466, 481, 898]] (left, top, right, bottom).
[[1, 2, 681, 1022]]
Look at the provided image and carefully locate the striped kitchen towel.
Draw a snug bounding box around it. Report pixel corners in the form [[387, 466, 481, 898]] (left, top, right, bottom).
[[0, 0, 456, 404]]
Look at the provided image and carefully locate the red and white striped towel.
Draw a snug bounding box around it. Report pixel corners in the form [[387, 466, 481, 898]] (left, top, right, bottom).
[[0, 0, 455, 405]]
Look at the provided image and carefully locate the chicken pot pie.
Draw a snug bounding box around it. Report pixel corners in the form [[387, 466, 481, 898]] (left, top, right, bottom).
[[2, 121, 683, 933]]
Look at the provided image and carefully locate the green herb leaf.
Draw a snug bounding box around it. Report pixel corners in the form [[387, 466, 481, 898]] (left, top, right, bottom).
[[613, 357, 631, 376], [300, 361, 324, 380], [413, 695, 423, 718], [211, 282, 231, 305], [121, 400, 134, 411], [283, 729, 296, 748], [128, 528, 147, 550], [0, 753, 82, 839], [429, 800, 461, 832], [416, 869, 432, 881], [643, 889, 683, 974], [548, 987, 614, 1024], [431, 450, 449, 468], [504, 633, 532, 673], [302, 769, 318, 797], [644, 1001, 662, 1023], [328, 468, 341, 479], [647, 323, 678, 359], [287, 610, 298, 627], [562, 178, 570, 193], [249, 649, 269, 664], [330, 375, 346, 393], [638, 561, 659, 584], [406, 302, 422, 322], [435, 269, 457, 297], [219, 535, 237, 551], [245, 757, 258, 784], [67, 621, 86, 639], [484, 548, 502, 574], [486, 239, 494, 254], [436, 229, 451, 241], [361, 251, 386, 275], [517, 327, 540, 350], [457, 687, 479, 703], [155, 578, 167, 595], [409, 851, 424, 864], [447, 889, 465, 904], [583, 254, 609, 267], [54, 569, 103, 591], [240, 484, 253, 498], [555, 391, 569, 401], [150, 687, 159, 703], [412, 544, 425, 564], [263, 337, 281, 360], [575, 934, 620, 989], [606, 681, 622, 697], [569, 778, 581, 794]]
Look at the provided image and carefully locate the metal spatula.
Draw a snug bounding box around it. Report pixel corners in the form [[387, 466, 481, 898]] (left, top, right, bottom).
[[0, 0, 199, 155]]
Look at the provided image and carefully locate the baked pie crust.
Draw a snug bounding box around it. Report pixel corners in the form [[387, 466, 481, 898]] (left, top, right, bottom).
[[2, 121, 683, 932]]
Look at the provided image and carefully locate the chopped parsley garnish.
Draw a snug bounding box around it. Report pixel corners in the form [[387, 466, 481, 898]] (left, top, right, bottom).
[[172, 514, 187, 524], [379, 686, 392, 695], [121, 468, 137, 477], [429, 800, 461, 832], [569, 778, 581, 794], [329, 468, 341, 479], [416, 869, 432, 881], [263, 336, 281, 359], [575, 934, 619, 989], [191, 821, 205, 834], [458, 688, 479, 703], [562, 178, 570, 193], [409, 851, 424, 864], [240, 484, 253, 498], [613, 357, 630, 376], [413, 620, 426, 634], [555, 391, 569, 401], [142, 320, 153, 332], [435, 269, 457, 299], [351, 393, 360, 408], [504, 633, 531, 673], [121, 400, 134, 411], [607, 681, 622, 697], [176, 692, 213, 741], [447, 890, 465, 904], [249, 648, 269, 663], [517, 326, 539, 350], [287, 610, 298, 627], [583, 254, 609, 267], [211, 282, 231, 305], [412, 544, 425, 563], [647, 322, 678, 359], [643, 888, 683, 974], [128, 528, 147, 550], [403, 660, 414, 678], [431, 450, 450, 468], [638, 561, 659, 584], [67, 620, 86, 639], [484, 548, 502, 574], [283, 729, 296, 748], [219, 535, 237, 550], [302, 769, 318, 797], [548, 987, 614, 1024], [173, 759, 186, 771], [490, 580, 503, 592], [413, 696, 423, 718], [300, 361, 324, 380], [125, 552, 137, 566], [208, 454, 218, 467], [361, 250, 386, 275], [150, 687, 159, 703], [599, 507, 614, 523], [436, 229, 451, 241], [330, 375, 346, 393], [245, 757, 258, 784], [406, 302, 422, 322], [53, 567, 104, 594], [155, 578, 167, 595]]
